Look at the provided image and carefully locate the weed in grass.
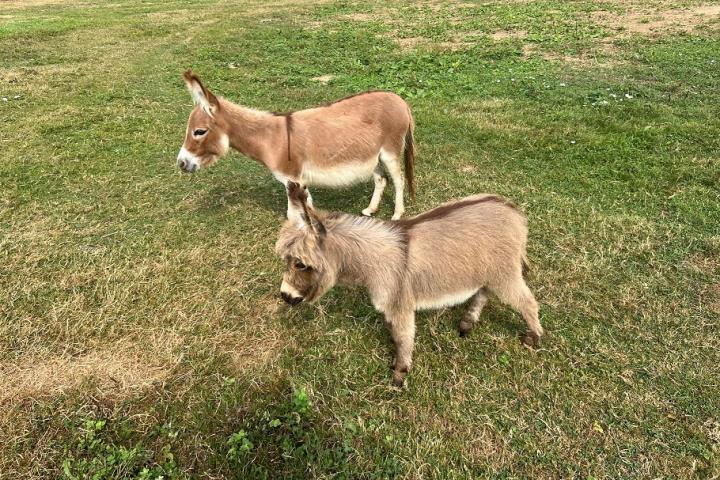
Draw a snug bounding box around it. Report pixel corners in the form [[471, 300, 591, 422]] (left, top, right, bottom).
[[60, 418, 178, 480]]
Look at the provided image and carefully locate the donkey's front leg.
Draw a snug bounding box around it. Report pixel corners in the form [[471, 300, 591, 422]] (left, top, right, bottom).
[[385, 308, 416, 387]]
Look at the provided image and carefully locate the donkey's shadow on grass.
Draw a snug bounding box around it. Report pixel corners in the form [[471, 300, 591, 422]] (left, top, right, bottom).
[[278, 286, 522, 363], [193, 166, 392, 220]]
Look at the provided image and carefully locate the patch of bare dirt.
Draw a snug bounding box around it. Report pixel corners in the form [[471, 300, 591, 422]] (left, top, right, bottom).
[[342, 12, 376, 22], [397, 34, 474, 52], [491, 29, 527, 41], [594, 3, 720, 37]]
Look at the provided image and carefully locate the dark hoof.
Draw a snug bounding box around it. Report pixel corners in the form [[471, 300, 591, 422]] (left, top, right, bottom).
[[391, 364, 408, 387], [459, 319, 473, 337], [521, 331, 540, 348]]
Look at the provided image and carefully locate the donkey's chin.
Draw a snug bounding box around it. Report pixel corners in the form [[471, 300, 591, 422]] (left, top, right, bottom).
[[200, 155, 219, 168], [305, 284, 332, 304]]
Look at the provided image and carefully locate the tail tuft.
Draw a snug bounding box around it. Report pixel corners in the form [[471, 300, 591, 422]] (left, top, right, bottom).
[[403, 114, 416, 200]]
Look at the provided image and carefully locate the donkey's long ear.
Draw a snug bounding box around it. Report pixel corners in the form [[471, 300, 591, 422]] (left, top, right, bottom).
[[183, 70, 220, 117], [286, 182, 325, 236]]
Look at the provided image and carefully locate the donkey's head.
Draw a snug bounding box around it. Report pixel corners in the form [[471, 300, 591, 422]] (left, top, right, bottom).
[[177, 71, 230, 173], [275, 182, 337, 306]]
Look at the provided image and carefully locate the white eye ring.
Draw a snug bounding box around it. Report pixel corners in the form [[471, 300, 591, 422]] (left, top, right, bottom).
[[192, 128, 208, 137]]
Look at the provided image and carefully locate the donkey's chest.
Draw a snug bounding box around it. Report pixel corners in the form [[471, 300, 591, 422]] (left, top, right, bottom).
[[300, 159, 377, 188]]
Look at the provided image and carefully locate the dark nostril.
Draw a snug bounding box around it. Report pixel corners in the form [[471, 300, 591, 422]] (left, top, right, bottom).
[[281, 292, 302, 306], [178, 159, 187, 169]]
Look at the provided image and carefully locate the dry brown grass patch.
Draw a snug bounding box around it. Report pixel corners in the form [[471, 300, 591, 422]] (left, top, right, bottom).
[[0, 343, 175, 409], [706, 283, 720, 315], [342, 13, 376, 22], [491, 29, 527, 41], [537, 46, 623, 68], [397, 34, 475, 52], [0, 0, 88, 7], [685, 253, 719, 275], [311, 74, 335, 84], [594, 3, 720, 37]]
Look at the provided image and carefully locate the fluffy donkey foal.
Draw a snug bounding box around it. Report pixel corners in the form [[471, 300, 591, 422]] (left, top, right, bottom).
[[276, 182, 543, 387]]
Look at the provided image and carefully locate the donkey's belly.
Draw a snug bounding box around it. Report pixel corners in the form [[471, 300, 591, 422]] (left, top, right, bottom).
[[300, 158, 377, 188], [415, 289, 478, 311]]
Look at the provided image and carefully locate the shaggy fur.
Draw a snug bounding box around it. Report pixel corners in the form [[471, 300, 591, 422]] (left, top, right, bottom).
[[276, 183, 544, 387]]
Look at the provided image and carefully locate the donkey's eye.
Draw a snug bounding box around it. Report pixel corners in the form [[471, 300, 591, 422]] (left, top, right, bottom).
[[295, 261, 309, 270], [193, 128, 208, 137]]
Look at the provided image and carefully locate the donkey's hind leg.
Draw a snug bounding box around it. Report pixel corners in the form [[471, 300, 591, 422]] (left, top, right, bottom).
[[379, 149, 405, 220], [492, 278, 543, 347], [459, 288, 488, 337], [362, 164, 387, 217]]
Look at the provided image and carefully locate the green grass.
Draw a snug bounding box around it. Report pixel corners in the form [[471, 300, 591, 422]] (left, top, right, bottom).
[[1, 0, 719, 478]]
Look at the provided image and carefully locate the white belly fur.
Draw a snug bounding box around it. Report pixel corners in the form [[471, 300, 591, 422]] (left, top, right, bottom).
[[300, 157, 378, 188], [415, 289, 478, 311]]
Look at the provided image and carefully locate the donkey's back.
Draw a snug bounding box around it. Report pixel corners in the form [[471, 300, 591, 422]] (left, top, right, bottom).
[[397, 194, 529, 310]]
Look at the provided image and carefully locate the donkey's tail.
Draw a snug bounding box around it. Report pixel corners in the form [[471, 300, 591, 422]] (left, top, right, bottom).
[[521, 253, 531, 279], [403, 106, 416, 199]]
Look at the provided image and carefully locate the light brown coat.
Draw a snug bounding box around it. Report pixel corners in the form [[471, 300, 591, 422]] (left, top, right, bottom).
[[177, 71, 415, 219], [276, 182, 543, 386]]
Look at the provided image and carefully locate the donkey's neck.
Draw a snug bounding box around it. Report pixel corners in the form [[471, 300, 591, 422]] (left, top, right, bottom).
[[218, 99, 285, 169], [327, 215, 407, 309]]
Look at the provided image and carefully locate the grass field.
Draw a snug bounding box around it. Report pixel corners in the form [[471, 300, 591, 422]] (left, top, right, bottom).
[[1, 0, 719, 477]]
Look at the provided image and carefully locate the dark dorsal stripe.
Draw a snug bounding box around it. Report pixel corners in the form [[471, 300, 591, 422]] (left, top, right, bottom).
[[271, 90, 393, 164], [395, 195, 520, 228], [272, 111, 293, 163]]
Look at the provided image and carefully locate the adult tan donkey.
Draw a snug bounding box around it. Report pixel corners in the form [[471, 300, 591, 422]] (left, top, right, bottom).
[[177, 71, 416, 219]]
